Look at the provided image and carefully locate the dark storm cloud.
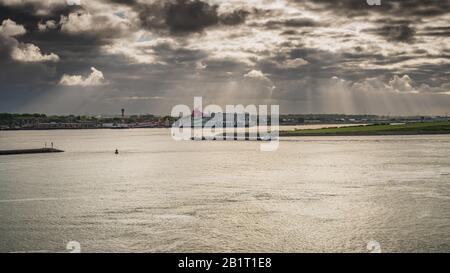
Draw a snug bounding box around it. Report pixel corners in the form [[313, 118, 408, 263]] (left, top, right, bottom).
[[219, 10, 250, 26], [265, 18, 320, 29], [109, 0, 138, 5], [165, 0, 219, 33], [280, 30, 298, 36], [307, 0, 372, 11], [286, 0, 449, 43], [1, 34, 103, 89], [0, 0, 140, 87], [0, 2, 102, 66], [419, 27, 450, 37], [152, 41, 208, 63], [259, 43, 443, 86], [0, 32, 15, 60], [258, 46, 353, 81], [0, 21, 57, 87], [110, 0, 249, 34], [401, 63, 450, 86], [398, 0, 450, 17], [367, 25, 416, 42], [0, 29, 58, 86], [0, 59, 57, 86], [0, 2, 82, 31], [292, 0, 450, 17]]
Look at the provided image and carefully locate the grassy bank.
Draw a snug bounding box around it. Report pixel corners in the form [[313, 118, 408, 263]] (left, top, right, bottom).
[[280, 121, 450, 136]]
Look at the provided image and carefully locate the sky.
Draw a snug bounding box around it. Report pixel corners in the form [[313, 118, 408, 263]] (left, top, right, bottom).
[[0, 0, 449, 115]]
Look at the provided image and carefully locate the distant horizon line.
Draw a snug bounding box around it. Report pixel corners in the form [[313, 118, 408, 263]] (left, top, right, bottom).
[[1, 112, 449, 118]]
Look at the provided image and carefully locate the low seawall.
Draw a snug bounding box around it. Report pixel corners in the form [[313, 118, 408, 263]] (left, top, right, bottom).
[[0, 148, 64, 156]]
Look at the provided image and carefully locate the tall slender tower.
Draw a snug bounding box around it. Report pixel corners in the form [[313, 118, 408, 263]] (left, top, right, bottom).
[[121, 108, 125, 118]]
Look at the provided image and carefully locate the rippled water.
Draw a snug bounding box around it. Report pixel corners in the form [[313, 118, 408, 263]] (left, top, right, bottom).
[[0, 129, 449, 253]]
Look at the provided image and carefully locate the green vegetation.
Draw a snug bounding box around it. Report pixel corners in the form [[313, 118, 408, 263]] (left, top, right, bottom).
[[0, 113, 175, 129], [280, 121, 450, 136]]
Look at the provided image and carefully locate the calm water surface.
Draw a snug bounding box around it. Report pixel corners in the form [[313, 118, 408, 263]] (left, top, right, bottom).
[[0, 129, 449, 252]]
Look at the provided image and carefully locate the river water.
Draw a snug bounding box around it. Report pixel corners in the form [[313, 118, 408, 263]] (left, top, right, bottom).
[[0, 129, 449, 252]]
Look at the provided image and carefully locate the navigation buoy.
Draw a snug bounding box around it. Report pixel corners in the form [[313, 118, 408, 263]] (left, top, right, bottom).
[[115, 149, 119, 155]]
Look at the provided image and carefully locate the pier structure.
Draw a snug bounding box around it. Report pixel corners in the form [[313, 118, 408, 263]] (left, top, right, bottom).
[[0, 148, 64, 156]]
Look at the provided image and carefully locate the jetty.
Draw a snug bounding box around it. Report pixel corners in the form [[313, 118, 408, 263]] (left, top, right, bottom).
[[0, 148, 64, 156], [191, 132, 278, 142]]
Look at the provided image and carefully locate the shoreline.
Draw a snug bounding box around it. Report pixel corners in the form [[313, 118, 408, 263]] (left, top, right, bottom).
[[0, 123, 353, 132], [0, 127, 170, 131], [280, 121, 450, 137], [280, 131, 450, 137]]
